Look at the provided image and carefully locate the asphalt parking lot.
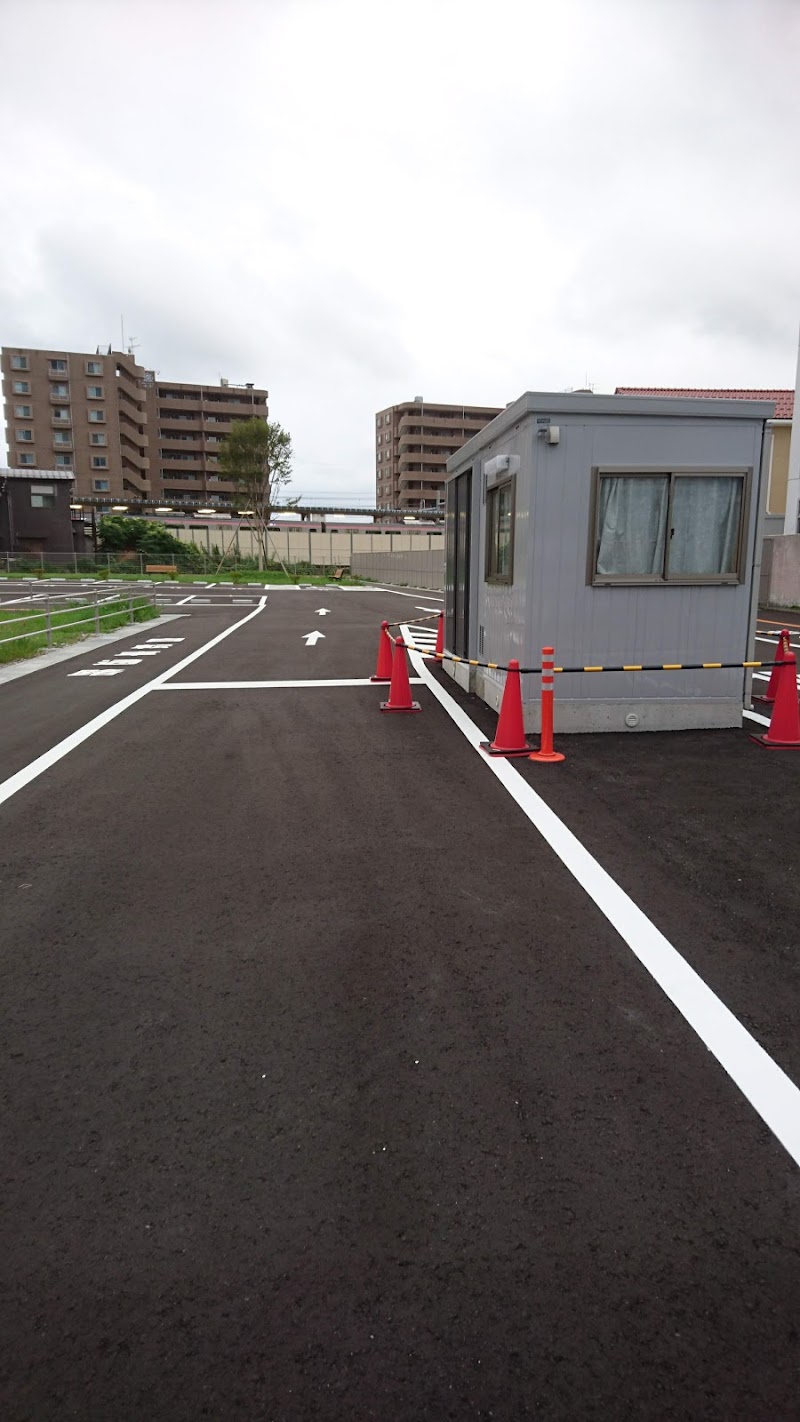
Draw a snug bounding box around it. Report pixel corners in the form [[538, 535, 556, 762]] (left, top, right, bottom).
[[1, 585, 799, 1420]]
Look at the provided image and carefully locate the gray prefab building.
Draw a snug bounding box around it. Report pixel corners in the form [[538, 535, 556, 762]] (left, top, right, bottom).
[[444, 392, 774, 732]]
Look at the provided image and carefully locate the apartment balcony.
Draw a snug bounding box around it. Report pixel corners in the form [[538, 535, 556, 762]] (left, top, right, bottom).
[[49, 389, 70, 403], [52, 439, 73, 452], [51, 415, 72, 428], [158, 415, 203, 431], [118, 410, 149, 443], [116, 374, 146, 409], [121, 466, 151, 495], [161, 456, 205, 472], [158, 392, 202, 411]]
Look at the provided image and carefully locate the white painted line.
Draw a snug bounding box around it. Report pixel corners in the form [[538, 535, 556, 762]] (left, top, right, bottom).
[[146, 637, 184, 642], [743, 708, 771, 727], [0, 599, 267, 808], [68, 668, 126, 677], [94, 658, 142, 667], [404, 628, 800, 1171], [176, 594, 196, 605], [158, 677, 424, 689]]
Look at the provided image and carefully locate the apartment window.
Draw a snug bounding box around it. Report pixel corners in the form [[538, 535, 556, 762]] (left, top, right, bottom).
[[88, 409, 106, 423], [30, 483, 56, 508], [53, 407, 70, 422], [90, 431, 107, 445], [86, 384, 104, 399], [13, 380, 30, 394], [51, 382, 69, 397], [18, 452, 35, 466], [86, 360, 103, 375], [54, 431, 72, 445], [93, 479, 110, 491], [592, 470, 747, 584], [91, 456, 108, 469], [16, 428, 33, 442], [11, 354, 29, 369], [486, 479, 514, 583], [49, 359, 68, 372], [14, 403, 32, 418], [55, 454, 73, 467]]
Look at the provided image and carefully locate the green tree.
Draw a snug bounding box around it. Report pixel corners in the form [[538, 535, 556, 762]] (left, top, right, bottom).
[[218, 419, 294, 569], [98, 516, 204, 569]]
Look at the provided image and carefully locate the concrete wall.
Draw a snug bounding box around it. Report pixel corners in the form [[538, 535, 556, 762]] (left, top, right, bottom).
[[171, 524, 444, 566], [760, 534, 800, 608], [350, 549, 445, 589]]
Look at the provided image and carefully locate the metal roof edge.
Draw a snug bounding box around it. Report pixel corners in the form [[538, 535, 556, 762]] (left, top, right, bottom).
[[446, 391, 776, 474]]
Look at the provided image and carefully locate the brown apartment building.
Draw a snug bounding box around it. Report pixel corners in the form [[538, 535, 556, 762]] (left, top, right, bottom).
[[1, 346, 268, 508], [376, 397, 502, 510]]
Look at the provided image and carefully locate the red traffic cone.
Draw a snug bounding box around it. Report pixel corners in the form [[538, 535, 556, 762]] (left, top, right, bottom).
[[754, 629, 791, 704], [480, 659, 530, 756], [370, 620, 393, 682], [435, 611, 445, 658], [380, 637, 421, 713], [750, 646, 800, 749]]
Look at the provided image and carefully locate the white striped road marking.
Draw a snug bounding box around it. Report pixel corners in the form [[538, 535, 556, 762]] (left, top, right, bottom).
[[176, 595, 197, 605], [94, 658, 143, 667], [68, 668, 126, 677], [743, 709, 771, 727], [416, 606, 442, 614], [158, 677, 425, 689], [404, 626, 800, 1171], [752, 671, 800, 688], [0, 599, 267, 808]]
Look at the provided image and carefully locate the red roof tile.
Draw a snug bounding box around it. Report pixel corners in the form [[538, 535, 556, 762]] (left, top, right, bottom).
[[615, 387, 794, 419]]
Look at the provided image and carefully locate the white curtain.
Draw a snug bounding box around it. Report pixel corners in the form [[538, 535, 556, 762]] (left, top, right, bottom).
[[668, 477, 742, 576], [596, 477, 669, 576]]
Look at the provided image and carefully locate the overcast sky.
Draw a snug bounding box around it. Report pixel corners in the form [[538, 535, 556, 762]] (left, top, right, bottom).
[[1, 0, 798, 502]]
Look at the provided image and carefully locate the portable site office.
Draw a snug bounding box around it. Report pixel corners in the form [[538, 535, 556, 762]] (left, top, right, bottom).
[[443, 391, 774, 733]]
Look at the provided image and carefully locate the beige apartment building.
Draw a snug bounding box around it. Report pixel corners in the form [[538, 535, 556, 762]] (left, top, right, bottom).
[[376, 397, 502, 510], [1, 346, 268, 507]]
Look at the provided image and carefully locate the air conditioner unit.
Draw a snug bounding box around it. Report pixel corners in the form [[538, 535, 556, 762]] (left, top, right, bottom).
[[220, 377, 229, 387]]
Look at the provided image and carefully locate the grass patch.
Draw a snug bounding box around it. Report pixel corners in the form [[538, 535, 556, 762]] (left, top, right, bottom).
[[0, 597, 159, 665]]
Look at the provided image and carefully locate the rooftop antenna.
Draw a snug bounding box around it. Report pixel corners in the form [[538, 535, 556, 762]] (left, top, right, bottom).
[[120, 314, 125, 352], [127, 336, 140, 357]]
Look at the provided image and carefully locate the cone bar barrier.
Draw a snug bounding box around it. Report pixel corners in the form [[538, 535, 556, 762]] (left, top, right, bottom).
[[530, 646, 565, 763], [749, 644, 800, 749], [435, 611, 445, 658], [480, 659, 530, 757], [753, 628, 791, 704], [370, 620, 393, 683], [380, 636, 421, 713]]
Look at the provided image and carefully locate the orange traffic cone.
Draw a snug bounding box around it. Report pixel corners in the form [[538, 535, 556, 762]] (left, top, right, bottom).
[[480, 659, 530, 756], [435, 611, 445, 658], [370, 621, 393, 682], [380, 637, 421, 713], [753, 629, 791, 704], [750, 646, 800, 749]]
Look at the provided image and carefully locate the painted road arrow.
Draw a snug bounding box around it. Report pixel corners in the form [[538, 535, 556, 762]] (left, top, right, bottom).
[[316, 608, 330, 615], [303, 631, 326, 646]]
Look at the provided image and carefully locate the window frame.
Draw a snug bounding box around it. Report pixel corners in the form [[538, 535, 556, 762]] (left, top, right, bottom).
[[91, 455, 109, 469], [30, 484, 56, 508], [15, 428, 34, 442], [12, 380, 30, 394], [89, 431, 107, 445], [92, 478, 110, 491], [55, 454, 73, 468], [48, 359, 68, 373], [18, 452, 35, 466], [14, 403, 32, 418], [11, 354, 29, 370], [88, 409, 106, 423], [86, 384, 104, 399], [86, 360, 103, 375], [485, 475, 515, 585], [588, 466, 751, 587]]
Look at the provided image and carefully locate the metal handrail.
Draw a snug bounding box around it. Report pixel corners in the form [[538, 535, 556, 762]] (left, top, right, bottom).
[[0, 589, 156, 650]]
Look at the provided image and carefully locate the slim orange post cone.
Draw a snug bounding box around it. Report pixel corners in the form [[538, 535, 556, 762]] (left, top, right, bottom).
[[753, 629, 790, 704], [370, 621, 393, 682], [380, 636, 421, 713], [750, 646, 800, 749], [480, 659, 530, 757], [435, 611, 445, 658]]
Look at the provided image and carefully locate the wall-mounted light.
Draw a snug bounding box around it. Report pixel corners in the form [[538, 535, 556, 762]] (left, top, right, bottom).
[[111, 504, 128, 512]]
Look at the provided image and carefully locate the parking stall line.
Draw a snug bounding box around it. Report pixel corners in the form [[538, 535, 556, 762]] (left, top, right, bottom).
[[0, 599, 267, 809], [406, 630, 800, 1171]]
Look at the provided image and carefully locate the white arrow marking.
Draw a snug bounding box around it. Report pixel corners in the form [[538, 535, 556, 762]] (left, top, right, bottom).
[[303, 630, 326, 646], [316, 608, 330, 615]]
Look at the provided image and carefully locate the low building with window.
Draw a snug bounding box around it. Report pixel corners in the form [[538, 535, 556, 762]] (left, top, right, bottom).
[[444, 391, 774, 732], [0, 468, 79, 557]]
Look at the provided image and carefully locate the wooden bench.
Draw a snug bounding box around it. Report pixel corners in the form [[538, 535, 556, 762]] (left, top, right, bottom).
[[331, 566, 345, 581], [145, 564, 178, 575]]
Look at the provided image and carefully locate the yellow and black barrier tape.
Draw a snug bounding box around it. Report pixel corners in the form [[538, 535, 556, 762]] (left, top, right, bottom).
[[398, 643, 788, 675]]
